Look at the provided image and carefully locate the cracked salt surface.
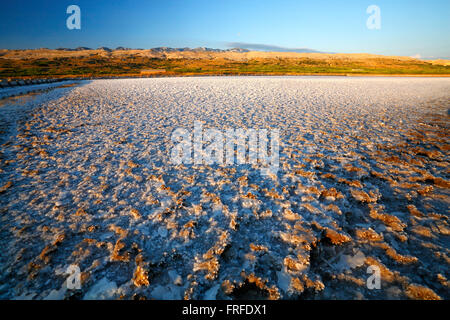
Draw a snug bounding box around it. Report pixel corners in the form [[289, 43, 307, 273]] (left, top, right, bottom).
[[0, 76, 449, 300]]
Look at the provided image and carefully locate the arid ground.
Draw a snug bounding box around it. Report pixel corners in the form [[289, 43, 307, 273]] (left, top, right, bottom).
[[1, 48, 449, 78], [0, 77, 449, 300]]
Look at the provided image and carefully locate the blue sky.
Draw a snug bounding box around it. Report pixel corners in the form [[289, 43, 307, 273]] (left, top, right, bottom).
[[0, 0, 449, 58]]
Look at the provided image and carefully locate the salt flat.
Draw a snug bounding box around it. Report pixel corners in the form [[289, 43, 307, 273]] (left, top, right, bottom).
[[0, 76, 449, 300]]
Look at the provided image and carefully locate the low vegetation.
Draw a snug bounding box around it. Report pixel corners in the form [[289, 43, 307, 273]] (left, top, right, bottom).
[[1, 53, 449, 78]]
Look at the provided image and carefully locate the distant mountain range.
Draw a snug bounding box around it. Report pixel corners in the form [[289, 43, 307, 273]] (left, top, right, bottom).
[[49, 44, 326, 54], [51, 46, 250, 53], [3, 47, 447, 61]]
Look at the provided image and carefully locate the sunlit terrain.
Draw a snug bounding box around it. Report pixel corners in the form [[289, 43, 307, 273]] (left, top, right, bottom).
[[1, 48, 449, 78], [0, 77, 448, 300]]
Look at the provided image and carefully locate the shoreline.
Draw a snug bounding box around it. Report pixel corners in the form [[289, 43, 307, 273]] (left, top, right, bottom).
[[2, 73, 450, 88]]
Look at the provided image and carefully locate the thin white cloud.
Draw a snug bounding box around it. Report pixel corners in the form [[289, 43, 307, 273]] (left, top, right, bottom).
[[226, 42, 327, 53]]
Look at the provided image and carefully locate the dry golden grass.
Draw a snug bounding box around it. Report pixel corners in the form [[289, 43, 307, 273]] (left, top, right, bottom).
[[405, 284, 441, 300], [407, 205, 424, 217], [372, 242, 418, 264], [284, 256, 307, 273], [283, 208, 301, 221], [355, 228, 384, 242], [129, 208, 141, 220], [132, 265, 150, 287], [110, 239, 130, 262], [249, 243, 268, 252], [324, 228, 351, 245], [336, 274, 365, 286], [351, 189, 377, 203], [369, 207, 406, 232], [411, 225, 433, 238], [290, 277, 305, 293], [320, 187, 344, 200]]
